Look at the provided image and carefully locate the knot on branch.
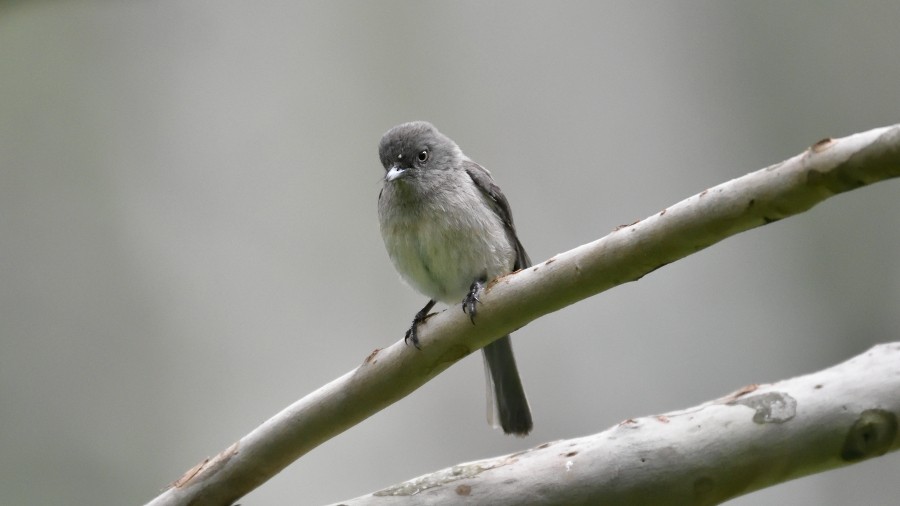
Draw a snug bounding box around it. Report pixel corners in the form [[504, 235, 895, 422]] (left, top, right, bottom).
[[841, 409, 898, 462]]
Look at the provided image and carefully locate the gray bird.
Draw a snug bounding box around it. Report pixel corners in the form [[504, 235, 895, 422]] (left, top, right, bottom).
[[377, 121, 533, 436]]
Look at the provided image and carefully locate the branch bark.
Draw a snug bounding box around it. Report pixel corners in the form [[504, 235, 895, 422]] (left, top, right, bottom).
[[145, 124, 900, 506], [330, 343, 900, 505]]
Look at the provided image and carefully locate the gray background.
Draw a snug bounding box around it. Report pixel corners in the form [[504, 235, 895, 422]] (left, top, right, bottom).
[[2, 1, 899, 504]]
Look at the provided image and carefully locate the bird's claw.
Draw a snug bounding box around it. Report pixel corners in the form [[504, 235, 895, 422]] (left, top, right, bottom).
[[462, 279, 485, 324], [404, 325, 421, 350], [404, 300, 436, 350]]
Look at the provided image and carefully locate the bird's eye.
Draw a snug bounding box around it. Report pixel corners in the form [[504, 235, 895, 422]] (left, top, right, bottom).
[[417, 150, 429, 163]]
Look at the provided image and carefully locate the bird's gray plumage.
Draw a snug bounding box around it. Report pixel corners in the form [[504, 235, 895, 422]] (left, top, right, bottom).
[[377, 121, 533, 436]]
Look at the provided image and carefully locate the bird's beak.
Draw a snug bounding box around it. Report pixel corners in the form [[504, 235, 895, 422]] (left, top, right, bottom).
[[385, 165, 407, 182]]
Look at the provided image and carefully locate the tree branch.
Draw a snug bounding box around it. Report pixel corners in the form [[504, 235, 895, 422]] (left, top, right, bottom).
[[145, 124, 900, 506], [330, 343, 900, 505]]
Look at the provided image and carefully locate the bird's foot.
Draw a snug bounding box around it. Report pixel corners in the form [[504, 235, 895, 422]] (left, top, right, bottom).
[[404, 299, 437, 350], [462, 279, 486, 324]]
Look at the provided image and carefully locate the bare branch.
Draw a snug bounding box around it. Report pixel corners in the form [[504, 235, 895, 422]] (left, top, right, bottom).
[[146, 125, 900, 506], [330, 343, 900, 505]]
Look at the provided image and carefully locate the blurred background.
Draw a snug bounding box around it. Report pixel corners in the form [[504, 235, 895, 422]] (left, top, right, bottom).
[[2, 1, 899, 504]]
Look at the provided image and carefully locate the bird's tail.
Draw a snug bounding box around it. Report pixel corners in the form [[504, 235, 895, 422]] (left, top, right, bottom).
[[482, 334, 533, 436]]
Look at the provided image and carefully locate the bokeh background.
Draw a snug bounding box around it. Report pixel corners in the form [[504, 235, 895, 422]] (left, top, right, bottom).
[[2, 1, 899, 504]]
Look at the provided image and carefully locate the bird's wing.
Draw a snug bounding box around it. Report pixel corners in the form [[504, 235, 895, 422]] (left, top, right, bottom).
[[463, 161, 531, 270]]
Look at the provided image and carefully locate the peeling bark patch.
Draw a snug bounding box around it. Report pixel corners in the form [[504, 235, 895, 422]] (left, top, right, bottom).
[[811, 137, 836, 152], [841, 409, 898, 462], [363, 348, 381, 365], [730, 392, 797, 424], [722, 383, 759, 402], [173, 440, 240, 488], [375, 458, 515, 496], [614, 220, 639, 231], [455, 484, 472, 496], [174, 458, 208, 488]]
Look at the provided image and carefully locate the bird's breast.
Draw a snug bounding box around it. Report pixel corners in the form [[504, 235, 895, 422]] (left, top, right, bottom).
[[379, 189, 515, 304]]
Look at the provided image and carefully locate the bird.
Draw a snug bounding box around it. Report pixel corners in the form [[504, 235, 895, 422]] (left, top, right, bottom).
[[377, 121, 533, 436]]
